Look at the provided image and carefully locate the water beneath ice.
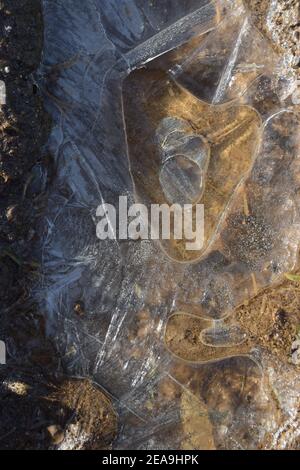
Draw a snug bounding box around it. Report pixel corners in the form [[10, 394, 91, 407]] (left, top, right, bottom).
[[38, 0, 300, 449]]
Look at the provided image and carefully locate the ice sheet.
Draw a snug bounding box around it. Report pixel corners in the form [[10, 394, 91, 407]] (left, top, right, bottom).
[[38, 0, 300, 449]]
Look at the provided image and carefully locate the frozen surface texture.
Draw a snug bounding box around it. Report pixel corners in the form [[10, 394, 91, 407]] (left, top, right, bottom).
[[39, 0, 300, 449]]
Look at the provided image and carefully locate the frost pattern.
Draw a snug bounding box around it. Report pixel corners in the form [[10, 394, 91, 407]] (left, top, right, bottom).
[[39, 0, 300, 449]]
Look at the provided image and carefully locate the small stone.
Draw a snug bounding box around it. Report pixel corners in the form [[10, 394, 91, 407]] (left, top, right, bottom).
[[6, 205, 16, 222], [4, 381, 29, 396], [47, 425, 65, 445], [74, 301, 85, 316], [0, 80, 6, 105], [291, 339, 300, 365]]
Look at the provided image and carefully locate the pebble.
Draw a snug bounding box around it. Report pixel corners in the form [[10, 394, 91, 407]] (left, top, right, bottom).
[[47, 425, 65, 445], [74, 301, 85, 317], [0, 80, 6, 105], [291, 338, 300, 365]]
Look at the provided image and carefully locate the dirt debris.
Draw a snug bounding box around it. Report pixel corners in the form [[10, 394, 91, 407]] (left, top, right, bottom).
[[0, 373, 117, 450], [244, 0, 300, 66], [236, 276, 300, 364], [0, 0, 50, 310]]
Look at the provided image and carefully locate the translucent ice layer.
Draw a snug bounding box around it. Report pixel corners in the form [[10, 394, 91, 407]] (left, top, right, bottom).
[[37, 0, 300, 449], [157, 117, 210, 205]]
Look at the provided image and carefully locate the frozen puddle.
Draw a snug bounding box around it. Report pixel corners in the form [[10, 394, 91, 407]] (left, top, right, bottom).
[[39, 0, 300, 449]]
